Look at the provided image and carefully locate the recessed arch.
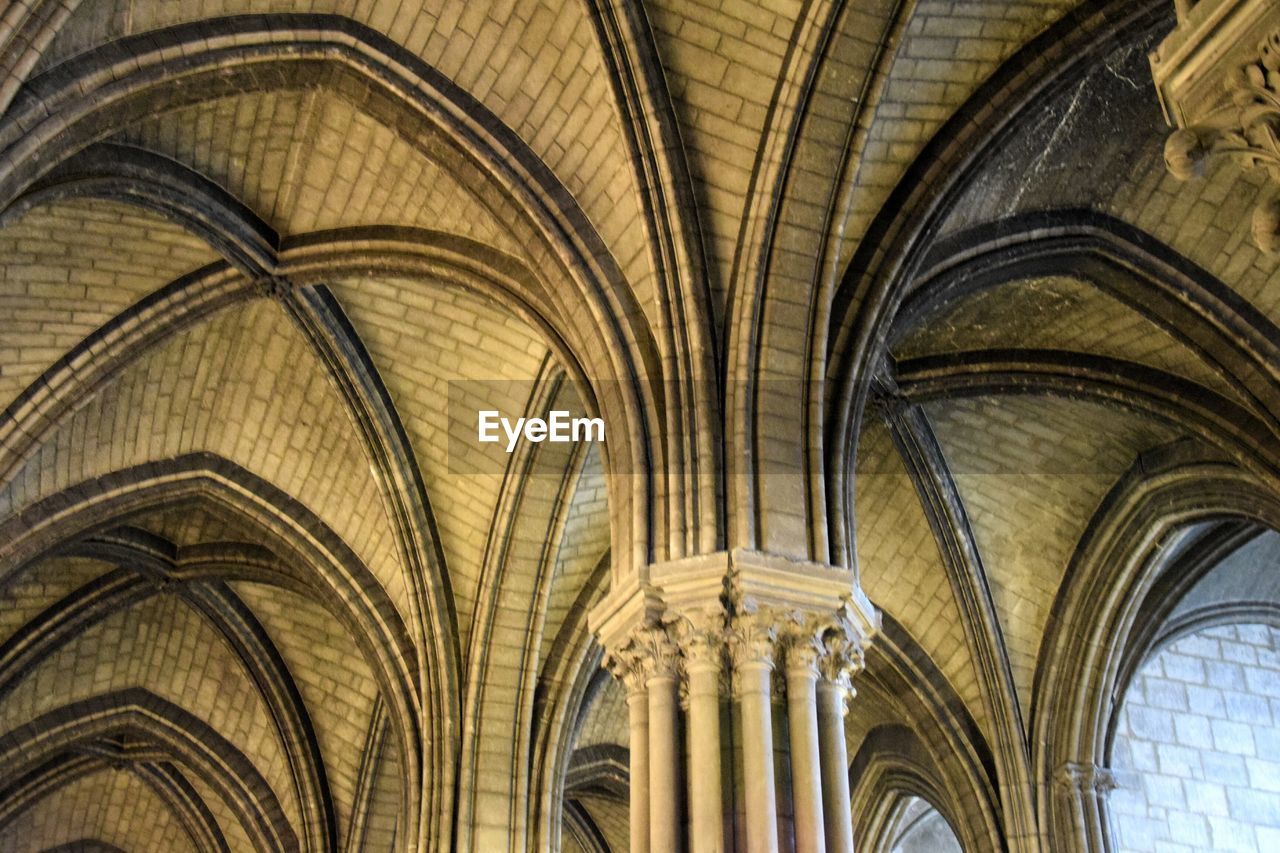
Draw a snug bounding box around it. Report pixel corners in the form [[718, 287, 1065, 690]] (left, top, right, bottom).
[[850, 725, 969, 853], [856, 616, 1005, 853], [1033, 440, 1280, 848], [0, 689, 297, 852], [874, 398, 1034, 844], [0, 753, 234, 853], [530, 558, 612, 852], [891, 212, 1280, 430], [0, 530, 338, 853], [892, 348, 1280, 480], [0, 142, 278, 277], [0, 453, 425, 849]]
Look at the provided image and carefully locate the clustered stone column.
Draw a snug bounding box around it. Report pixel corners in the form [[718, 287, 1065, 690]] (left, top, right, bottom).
[[1054, 762, 1118, 852], [591, 551, 879, 853]]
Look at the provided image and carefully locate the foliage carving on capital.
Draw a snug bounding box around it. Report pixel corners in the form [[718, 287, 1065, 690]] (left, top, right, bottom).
[[672, 606, 727, 672], [636, 623, 681, 681], [1158, 26, 1280, 254], [779, 611, 829, 679], [1054, 762, 1118, 796], [726, 604, 780, 672], [601, 621, 679, 693], [817, 606, 867, 690], [602, 638, 649, 698]]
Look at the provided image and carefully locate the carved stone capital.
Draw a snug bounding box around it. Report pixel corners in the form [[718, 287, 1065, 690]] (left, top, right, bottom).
[[1054, 762, 1119, 796], [1151, 1, 1280, 253], [672, 606, 727, 673], [818, 614, 867, 687], [727, 606, 780, 674], [638, 623, 681, 683], [779, 613, 829, 681], [602, 636, 650, 699], [602, 620, 682, 703], [785, 636, 824, 680]]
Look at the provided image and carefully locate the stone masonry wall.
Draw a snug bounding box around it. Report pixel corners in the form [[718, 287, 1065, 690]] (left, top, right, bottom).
[[1110, 623, 1280, 852]]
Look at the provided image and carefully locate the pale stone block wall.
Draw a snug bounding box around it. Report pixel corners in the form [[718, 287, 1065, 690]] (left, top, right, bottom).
[[1111, 624, 1280, 853]]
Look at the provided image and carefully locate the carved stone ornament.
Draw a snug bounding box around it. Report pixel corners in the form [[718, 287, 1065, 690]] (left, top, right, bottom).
[[673, 606, 727, 671], [817, 604, 867, 688], [779, 611, 831, 680], [636, 623, 681, 682], [602, 637, 649, 698], [672, 607, 731, 706], [1152, 1, 1280, 253], [727, 601, 783, 696], [727, 604, 780, 679], [254, 274, 296, 300], [1054, 762, 1119, 795]]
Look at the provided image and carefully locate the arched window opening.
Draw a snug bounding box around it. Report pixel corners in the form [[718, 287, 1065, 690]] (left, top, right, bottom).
[[882, 795, 963, 853], [1109, 530, 1280, 852], [560, 671, 629, 853]]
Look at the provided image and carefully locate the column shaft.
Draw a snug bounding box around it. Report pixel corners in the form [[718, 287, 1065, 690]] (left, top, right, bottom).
[[739, 661, 779, 853], [816, 681, 853, 853], [687, 662, 724, 853], [649, 671, 681, 852], [628, 686, 651, 853], [786, 659, 826, 853], [1086, 789, 1107, 852]]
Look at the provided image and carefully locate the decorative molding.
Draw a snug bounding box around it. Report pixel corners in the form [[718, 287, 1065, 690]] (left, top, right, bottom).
[[819, 622, 867, 689], [638, 624, 682, 682], [672, 605, 729, 706], [601, 635, 652, 698], [0, 689, 298, 852], [1151, 0, 1280, 252], [892, 348, 1280, 480]]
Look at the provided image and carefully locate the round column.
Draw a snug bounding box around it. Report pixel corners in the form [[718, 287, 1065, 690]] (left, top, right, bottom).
[[731, 613, 780, 853], [626, 674, 651, 853], [817, 633, 858, 853], [1055, 762, 1117, 852], [681, 616, 725, 853], [785, 637, 826, 853], [645, 626, 682, 853], [606, 646, 652, 853]]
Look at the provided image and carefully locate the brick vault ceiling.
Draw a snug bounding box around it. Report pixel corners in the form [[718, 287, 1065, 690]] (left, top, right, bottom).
[[0, 0, 1278, 850]]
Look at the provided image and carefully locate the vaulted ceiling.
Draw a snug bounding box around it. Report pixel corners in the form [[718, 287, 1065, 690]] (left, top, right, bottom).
[[1, 0, 1277, 850]]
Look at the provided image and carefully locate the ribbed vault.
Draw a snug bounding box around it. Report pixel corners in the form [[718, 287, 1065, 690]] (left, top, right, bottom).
[[2, 0, 1279, 849]]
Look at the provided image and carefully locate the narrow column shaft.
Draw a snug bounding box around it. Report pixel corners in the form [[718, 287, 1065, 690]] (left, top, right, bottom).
[[1056, 764, 1116, 852], [739, 660, 779, 853], [649, 669, 681, 852], [816, 680, 853, 853], [786, 650, 826, 853], [687, 658, 724, 852], [1085, 788, 1107, 852], [1066, 791, 1090, 850], [627, 682, 651, 853]]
